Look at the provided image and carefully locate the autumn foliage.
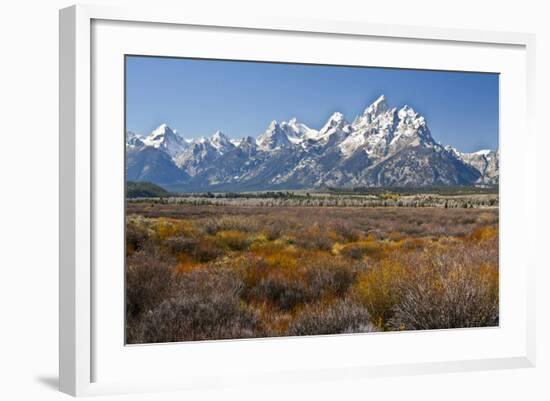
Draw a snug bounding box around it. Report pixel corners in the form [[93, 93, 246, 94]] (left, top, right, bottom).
[[125, 204, 499, 343]]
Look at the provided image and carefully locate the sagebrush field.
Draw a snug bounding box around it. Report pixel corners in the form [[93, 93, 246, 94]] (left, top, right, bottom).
[[125, 196, 498, 344]]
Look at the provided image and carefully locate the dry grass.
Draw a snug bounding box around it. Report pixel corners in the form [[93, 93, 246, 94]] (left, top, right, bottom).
[[125, 204, 499, 343]]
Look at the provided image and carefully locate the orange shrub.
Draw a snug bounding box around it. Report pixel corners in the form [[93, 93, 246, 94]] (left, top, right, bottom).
[[468, 226, 498, 243], [175, 252, 202, 273], [126, 204, 499, 341]]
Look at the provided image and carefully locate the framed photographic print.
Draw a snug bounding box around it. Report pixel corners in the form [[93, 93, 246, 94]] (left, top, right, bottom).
[[59, 4, 536, 396]]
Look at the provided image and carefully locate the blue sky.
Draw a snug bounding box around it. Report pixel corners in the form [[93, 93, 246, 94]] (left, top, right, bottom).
[[126, 56, 499, 152]]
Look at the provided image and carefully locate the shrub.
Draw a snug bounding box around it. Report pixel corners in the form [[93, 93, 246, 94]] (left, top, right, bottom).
[[304, 259, 359, 297], [468, 226, 499, 243], [355, 238, 499, 331], [153, 218, 195, 241], [354, 257, 409, 329], [175, 252, 202, 273], [215, 230, 252, 251], [163, 236, 197, 254], [190, 238, 224, 263], [476, 212, 498, 225], [203, 215, 260, 235], [126, 217, 152, 255], [138, 269, 260, 343], [125, 205, 500, 341], [125, 248, 176, 343], [243, 257, 359, 310], [252, 302, 293, 337], [126, 248, 175, 319], [388, 246, 499, 330], [339, 240, 386, 260], [288, 299, 375, 336], [399, 237, 426, 251], [262, 219, 287, 240], [250, 275, 311, 311], [328, 220, 361, 242], [290, 225, 335, 251]]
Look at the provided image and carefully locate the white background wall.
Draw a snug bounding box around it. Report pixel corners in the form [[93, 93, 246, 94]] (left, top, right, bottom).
[[0, 0, 547, 399]]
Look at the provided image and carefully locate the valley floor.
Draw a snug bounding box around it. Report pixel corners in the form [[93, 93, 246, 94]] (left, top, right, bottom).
[[125, 202, 499, 343]]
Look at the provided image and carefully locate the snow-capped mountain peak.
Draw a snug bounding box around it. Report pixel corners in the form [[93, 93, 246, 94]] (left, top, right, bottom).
[[352, 95, 396, 129], [397, 105, 425, 127], [320, 112, 347, 133], [126, 130, 138, 140], [256, 120, 292, 151], [473, 149, 492, 156], [363, 95, 389, 118], [149, 123, 176, 140], [338, 96, 399, 157], [449, 147, 499, 185], [125, 131, 144, 150], [126, 97, 498, 190], [141, 124, 189, 157], [316, 112, 351, 146], [238, 136, 256, 147], [210, 130, 234, 153], [285, 118, 319, 143], [389, 104, 433, 151]]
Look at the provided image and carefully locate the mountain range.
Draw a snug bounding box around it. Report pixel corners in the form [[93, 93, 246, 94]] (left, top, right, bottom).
[[126, 95, 499, 191]]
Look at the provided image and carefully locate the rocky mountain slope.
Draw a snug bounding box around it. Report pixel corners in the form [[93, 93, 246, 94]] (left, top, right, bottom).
[[126, 95, 499, 191]]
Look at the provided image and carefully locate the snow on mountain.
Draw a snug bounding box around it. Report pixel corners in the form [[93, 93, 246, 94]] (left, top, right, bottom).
[[340, 95, 398, 157], [316, 112, 352, 145], [237, 136, 258, 152], [125, 131, 145, 150], [174, 131, 235, 176], [388, 105, 436, 152], [256, 120, 294, 151], [126, 130, 137, 140], [141, 124, 190, 158], [285, 118, 320, 142], [125, 95, 498, 190], [473, 149, 493, 156], [209, 131, 235, 154], [447, 146, 499, 185], [256, 118, 320, 150], [319, 112, 347, 134], [126, 146, 189, 184]]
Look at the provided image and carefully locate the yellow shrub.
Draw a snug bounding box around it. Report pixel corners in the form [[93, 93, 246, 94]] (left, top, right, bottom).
[[250, 240, 289, 256], [339, 239, 387, 260], [215, 230, 252, 251], [354, 256, 410, 329], [154, 218, 196, 240], [331, 242, 345, 256], [397, 237, 427, 251], [388, 231, 404, 241]]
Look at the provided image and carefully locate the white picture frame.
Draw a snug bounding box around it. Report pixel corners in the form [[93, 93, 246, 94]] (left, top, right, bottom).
[[59, 4, 536, 397]]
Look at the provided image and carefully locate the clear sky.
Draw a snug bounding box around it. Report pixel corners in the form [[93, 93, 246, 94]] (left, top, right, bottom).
[[126, 56, 499, 153]]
